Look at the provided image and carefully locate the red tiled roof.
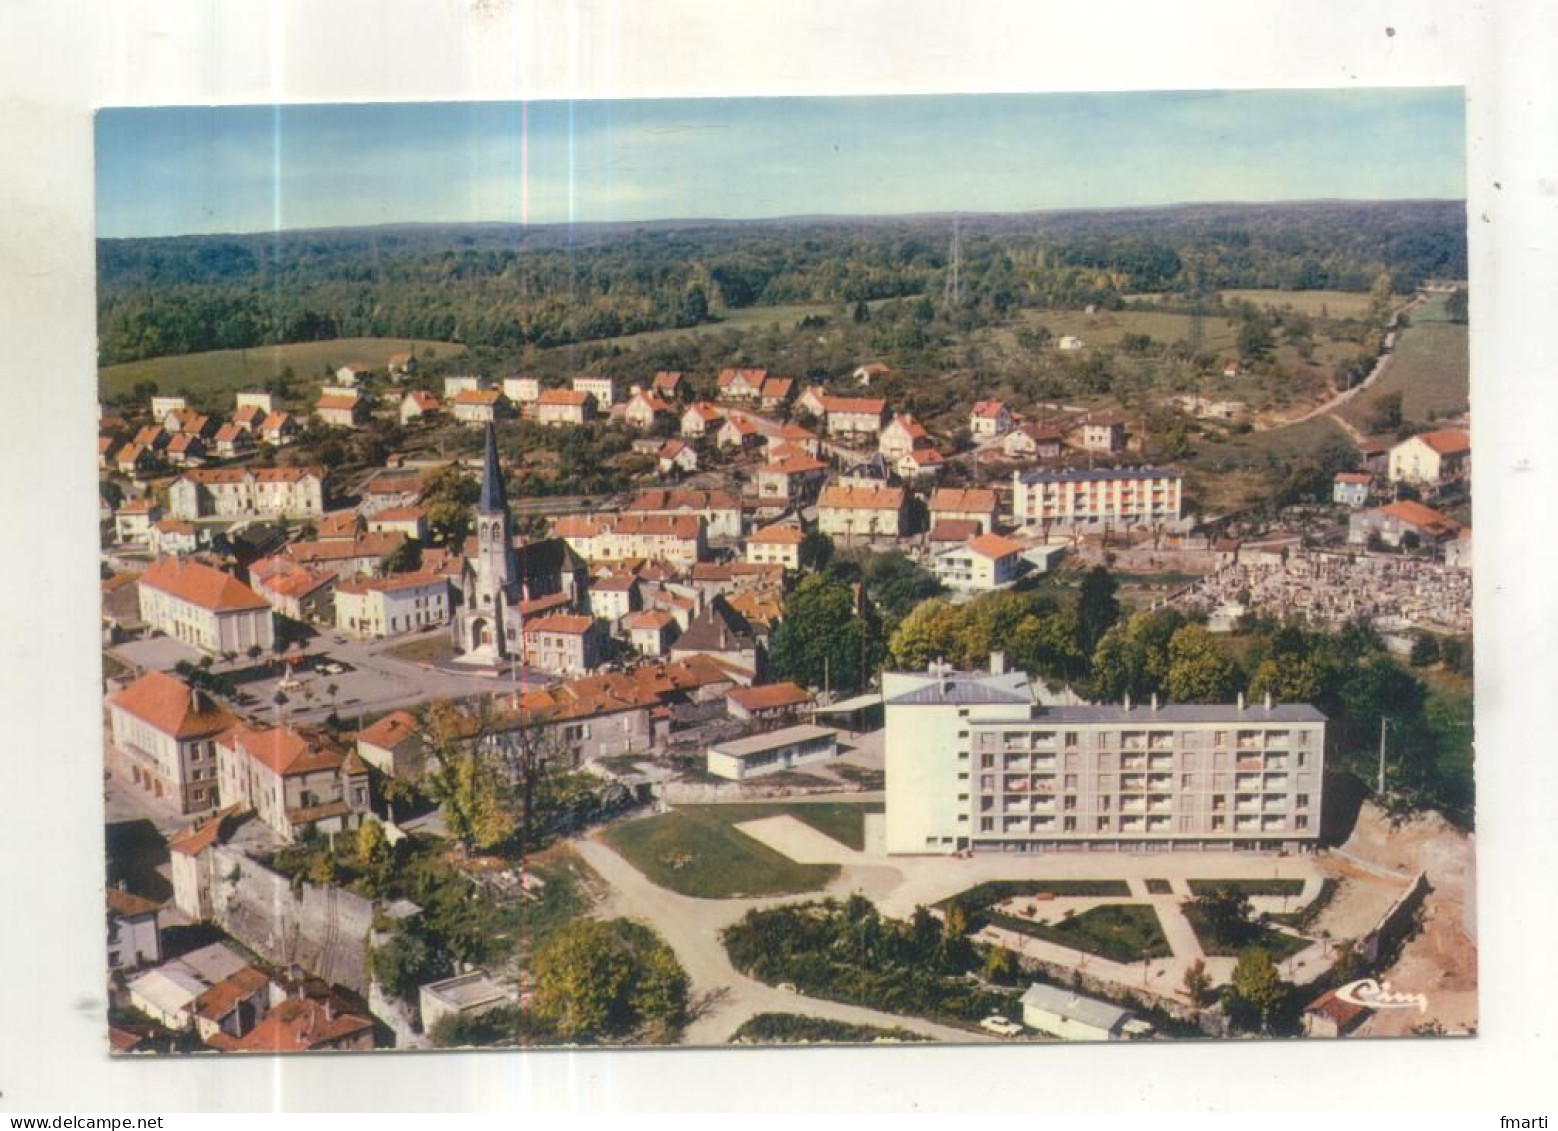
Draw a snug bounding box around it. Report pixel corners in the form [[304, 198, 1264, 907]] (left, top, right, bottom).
[[140, 556, 269, 611], [749, 525, 804, 545], [107, 889, 163, 917], [759, 376, 795, 399], [315, 394, 361, 411], [929, 518, 983, 543], [1305, 988, 1369, 1028], [538, 389, 591, 407], [358, 710, 420, 750], [404, 390, 440, 410], [525, 613, 596, 636], [335, 571, 446, 596], [965, 533, 1026, 559], [231, 998, 371, 1053], [111, 671, 235, 739], [222, 721, 344, 777], [452, 389, 503, 406], [651, 370, 685, 390], [193, 967, 271, 1022], [972, 399, 1008, 418], [818, 484, 905, 510], [822, 396, 887, 415], [1335, 472, 1372, 484], [626, 488, 738, 513], [930, 487, 998, 513], [1410, 429, 1471, 456], [1377, 501, 1460, 536], [718, 367, 768, 388], [658, 439, 691, 459], [623, 610, 676, 631], [727, 682, 810, 712]]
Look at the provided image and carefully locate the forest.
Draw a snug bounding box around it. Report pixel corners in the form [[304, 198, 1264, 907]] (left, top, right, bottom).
[[96, 200, 1466, 365]]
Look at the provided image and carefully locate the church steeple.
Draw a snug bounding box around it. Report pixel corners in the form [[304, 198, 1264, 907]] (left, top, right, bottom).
[[478, 421, 507, 515]]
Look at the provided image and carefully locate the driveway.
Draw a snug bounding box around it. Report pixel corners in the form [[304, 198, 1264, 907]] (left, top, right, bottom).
[[572, 836, 991, 1046]]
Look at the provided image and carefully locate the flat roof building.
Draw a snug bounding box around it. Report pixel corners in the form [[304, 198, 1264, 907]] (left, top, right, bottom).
[[706, 724, 839, 781]]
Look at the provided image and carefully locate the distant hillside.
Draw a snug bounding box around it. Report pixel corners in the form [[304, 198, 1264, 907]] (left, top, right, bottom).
[[96, 200, 1466, 366]]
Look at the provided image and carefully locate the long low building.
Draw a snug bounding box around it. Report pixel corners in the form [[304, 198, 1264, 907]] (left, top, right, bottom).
[[1012, 466, 1182, 529], [884, 659, 1324, 855], [138, 556, 274, 655], [707, 724, 839, 781]]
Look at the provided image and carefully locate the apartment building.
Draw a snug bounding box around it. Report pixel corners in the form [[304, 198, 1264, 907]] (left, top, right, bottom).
[[168, 467, 326, 521], [333, 572, 450, 638], [1012, 467, 1183, 529], [883, 660, 1325, 855]]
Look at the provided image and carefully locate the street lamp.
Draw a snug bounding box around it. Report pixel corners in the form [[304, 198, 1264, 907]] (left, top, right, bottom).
[[1377, 716, 1392, 795]]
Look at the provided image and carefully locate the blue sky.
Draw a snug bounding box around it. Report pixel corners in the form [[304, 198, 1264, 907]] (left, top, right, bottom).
[[95, 89, 1465, 238]]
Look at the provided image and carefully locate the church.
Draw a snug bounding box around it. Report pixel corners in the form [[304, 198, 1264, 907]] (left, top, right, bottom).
[[451, 423, 589, 665]]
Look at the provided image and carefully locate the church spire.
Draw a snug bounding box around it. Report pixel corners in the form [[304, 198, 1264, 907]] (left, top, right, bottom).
[[478, 421, 507, 514]]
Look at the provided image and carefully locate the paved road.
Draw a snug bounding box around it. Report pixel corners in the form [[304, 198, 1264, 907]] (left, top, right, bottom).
[[572, 835, 991, 1046], [1266, 294, 1426, 429]]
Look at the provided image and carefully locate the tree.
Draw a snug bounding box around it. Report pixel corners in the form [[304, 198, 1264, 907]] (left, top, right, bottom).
[[1409, 633, 1441, 668], [799, 529, 834, 572], [1077, 566, 1121, 654], [1182, 958, 1213, 1008], [1089, 623, 1151, 703], [501, 708, 579, 853], [887, 598, 964, 670], [418, 702, 513, 853], [1368, 391, 1404, 434], [1192, 886, 1257, 951], [1227, 947, 1285, 1033], [767, 574, 884, 695], [372, 915, 452, 1001], [1164, 625, 1241, 703], [983, 945, 1020, 986], [531, 919, 688, 1043]]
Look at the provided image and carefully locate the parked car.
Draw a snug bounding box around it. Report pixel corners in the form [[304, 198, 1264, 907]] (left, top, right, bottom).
[[979, 1015, 1023, 1037]]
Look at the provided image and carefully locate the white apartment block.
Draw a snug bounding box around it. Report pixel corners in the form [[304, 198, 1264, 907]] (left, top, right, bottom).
[[883, 661, 1325, 855], [333, 572, 450, 638], [816, 484, 906, 539], [168, 467, 326, 521], [1013, 467, 1183, 529], [503, 376, 542, 404], [572, 375, 617, 407]]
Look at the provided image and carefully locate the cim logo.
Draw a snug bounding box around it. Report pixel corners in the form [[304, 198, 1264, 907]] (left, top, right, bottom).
[[1334, 978, 1428, 1013]]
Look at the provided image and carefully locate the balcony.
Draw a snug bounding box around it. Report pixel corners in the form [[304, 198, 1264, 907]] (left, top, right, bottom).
[[1235, 774, 1261, 790], [1235, 816, 1259, 832], [1263, 774, 1289, 791], [1121, 774, 1146, 791], [1121, 755, 1147, 772], [1261, 815, 1287, 832], [1148, 755, 1173, 772], [1003, 777, 1029, 794], [1265, 757, 1289, 771], [1236, 758, 1263, 773], [1121, 797, 1147, 815], [1148, 733, 1175, 751]]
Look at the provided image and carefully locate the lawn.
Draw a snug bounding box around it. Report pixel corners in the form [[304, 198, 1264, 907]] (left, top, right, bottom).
[[987, 904, 1172, 964], [999, 308, 1241, 354], [99, 336, 466, 406], [937, 878, 1132, 915], [1181, 903, 1311, 962], [1181, 415, 1354, 513], [682, 801, 884, 852], [381, 635, 456, 664], [1145, 879, 1174, 895], [602, 808, 841, 898], [1186, 879, 1306, 898], [1219, 288, 1393, 320], [1338, 300, 1469, 428], [730, 1013, 929, 1045]]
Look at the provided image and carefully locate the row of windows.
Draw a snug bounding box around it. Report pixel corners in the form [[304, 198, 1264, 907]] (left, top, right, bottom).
[[976, 814, 1311, 834]]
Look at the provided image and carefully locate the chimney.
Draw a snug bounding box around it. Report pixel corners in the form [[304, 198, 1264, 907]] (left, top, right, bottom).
[[1151, 692, 1159, 713], [990, 650, 1006, 676], [1237, 691, 1246, 713], [1264, 691, 1273, 711]]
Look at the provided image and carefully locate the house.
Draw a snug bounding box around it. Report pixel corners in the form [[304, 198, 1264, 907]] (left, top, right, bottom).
[[420, 970, 515, 1035], [314, 391, 368, 429], [769, 422, 822, 457], [522, 613, 607, 675], [450, 389, 507, 425], [823, 396, 888, 438], [164, 409, 218, 439], [150, 518, 202, 557], [98, 434, 121, 469], [928, 517, 984, 549], [367, 505, 428, 541], [354, 710, 427, 780], [107, 889, 163, 971], [969, 400, 1013, 438], [681, 401, 724, 438], [335, 363, 372, 386], [622, 610, 679, 657], [651, 370, 687, 399], [116, 443, 156, 477], [260, 411, 299, 446], [707, 724, 838, 781], [248, 557, 337, 623], [216, 721, 370, 842], [1003, 422, 1064, 460], [758, 376, 796, 409], [879, 413, 934, 462], [535, 388, 596, 427], [717, 416, 763, 451], [443, 375, 487, 398], [717, 367, 768, 401], [755, 451, 828, 503], [587, 572, 641, 624], [1358, 439, 1390, 476], [928, 488, 998, 534], [1302, 989, 1371, 1038], [211, 423, 252, 458], [127, 965, 208, 1031], [282, 531, 407, 581], [1079, 412, 1126, 453], [399, 390, 441, 425], [114, 498, 162, 544], [231, 404, 268, 433], [138, 556, 274, 655], [334, 572, 451, 638], [725, 681, 810, 721], [1019, 983, 1138, 1041], [1057, 335, 1085, 351], [657, 439, 698, 475], [623, 488, 743, 541], [150, 395, 188, 419], [795, 385, 830, 418], [165, 433, 207, 467], [573, 375, 617, 408], [502, 376, 542, 405], [624, 389, 672, 430], [897, 447, 947, 482], [1348, 500, 1461, 549], [231, 996, 374, 1053], [553, 513, 706, 567], [387, 351, 418, 378], [1333, 471, 1373, 507], [169, 467, 326, 520], [933, 532, 1028, 591], [745, 524, 805, 570], [669, 595, 762, 681], [852, 362, 890, 387], [106, 670, 236, 814], [360, 470, 422, 514], [1388, 430, 1471, 487], [191, 965, 274, 1046], [234, 390, 275, 416], [817, 483, 907, 539]]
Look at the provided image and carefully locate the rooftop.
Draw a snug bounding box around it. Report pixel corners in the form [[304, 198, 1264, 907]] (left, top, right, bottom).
[[710, 723, 837, 759]]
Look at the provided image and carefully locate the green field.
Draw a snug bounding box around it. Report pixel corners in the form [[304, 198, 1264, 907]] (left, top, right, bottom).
[[1220, 288, 1393, 320], [999, 308, 1241, 354], [568, 300, 885, 355], [1186, 879, 1306, 898], [602, 807, 842, 898], [1339, 297, 1469, 428], [1181, 904, 1311, 961], [987, 904, 1172, 964], [1181, 414, 1354, 512], [679, 801, 883, 852], [937, 879, 1133, 914], [99, 337, 466, 406]]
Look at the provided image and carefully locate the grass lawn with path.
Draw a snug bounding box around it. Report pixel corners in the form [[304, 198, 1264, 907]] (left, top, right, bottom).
[[1181, 904, 1311, 962], [686, 801, 884, 852], [987, 904, 1173, 964], [936, 879, 1132, 915], [1186, 879, 1306, 898], [602, 808, 841, 898]]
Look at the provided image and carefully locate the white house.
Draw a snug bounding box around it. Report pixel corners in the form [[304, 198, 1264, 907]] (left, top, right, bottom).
[[745, 524, 804, 571], [536, 389, 596, 427], [623, 488, 742, 541], [573, 375, 617, 407], [817, 484, 906, 539], [449, 389, 507, 425], [1333, 472, 1372, 507], [933, 533, 1028, 591], [138, 556, 274, 655], [823, 396, 888, 438], [1388, 430, 1470, 487], [717, 367, 768, 401], [681, 401, 724, 438], [657, 439, 698, 475], [878, 413, 933, 462], [443, 375, 488, 398], [333, 572, 450, 638], [399, 390, 441, 425], [502, 376, 542, 404], [969, 400, 1013, 438], [107, 670, 236, 815]]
